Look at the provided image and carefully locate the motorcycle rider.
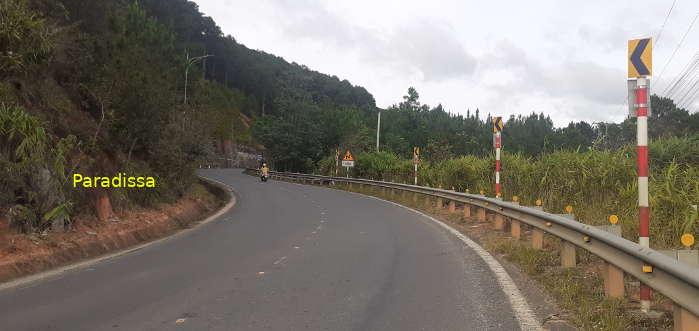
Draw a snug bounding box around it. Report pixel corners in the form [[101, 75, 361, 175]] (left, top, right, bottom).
[[260, 163, 270, 181]]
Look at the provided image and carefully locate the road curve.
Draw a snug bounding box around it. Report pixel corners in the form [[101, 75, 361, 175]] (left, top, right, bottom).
[[0, 169, 525, 330]]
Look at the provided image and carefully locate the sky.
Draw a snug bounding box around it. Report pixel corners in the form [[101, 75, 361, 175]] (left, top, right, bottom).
[[195, 0, 699, 127]]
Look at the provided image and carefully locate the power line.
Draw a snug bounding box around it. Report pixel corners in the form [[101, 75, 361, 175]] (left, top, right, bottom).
[[677, 74, 699, 107], [662, 51, 699, 96], [655, 11, 699, 86], [654, 0, 677, 48], [682, 88, 699, 110], [666, 56, 699, 99]]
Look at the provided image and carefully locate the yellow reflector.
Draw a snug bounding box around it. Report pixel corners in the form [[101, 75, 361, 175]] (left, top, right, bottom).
[[642, 265, 653, 273], [565, 205, 573, 213], [681, 233, 695, 247], [609, 215, 619, 224]]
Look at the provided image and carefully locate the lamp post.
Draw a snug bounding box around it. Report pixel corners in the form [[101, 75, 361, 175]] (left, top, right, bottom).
[[184, 52, 213, 105]]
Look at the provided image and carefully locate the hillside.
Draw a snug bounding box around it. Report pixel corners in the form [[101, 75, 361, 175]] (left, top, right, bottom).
[[0, 0, 376, 233]]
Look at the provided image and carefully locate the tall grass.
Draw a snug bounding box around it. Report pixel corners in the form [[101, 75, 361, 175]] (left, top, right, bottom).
[[317, 136, 699, 248]]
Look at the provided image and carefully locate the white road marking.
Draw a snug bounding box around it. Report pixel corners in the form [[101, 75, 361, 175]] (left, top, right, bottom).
[[288, 178, 541, 329], [273, 256, 287, 265], [362, 195, 543, 331]]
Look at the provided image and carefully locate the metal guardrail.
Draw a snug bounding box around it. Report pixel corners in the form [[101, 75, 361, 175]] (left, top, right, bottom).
[[254, 169, 699, 317]]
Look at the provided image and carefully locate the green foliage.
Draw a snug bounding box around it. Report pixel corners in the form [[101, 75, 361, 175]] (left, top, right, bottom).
[[0, 0, 54, 75], [0, 104, 75, 232], [325, 136, 699, 249]]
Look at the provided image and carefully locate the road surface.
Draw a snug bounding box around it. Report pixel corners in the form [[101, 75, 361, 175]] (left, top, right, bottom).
[[0, 169, 527, 330]]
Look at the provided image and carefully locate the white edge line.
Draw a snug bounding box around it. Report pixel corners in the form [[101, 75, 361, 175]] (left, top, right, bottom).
[[0, 176, 238, 292], [287, 180, 543, 331]]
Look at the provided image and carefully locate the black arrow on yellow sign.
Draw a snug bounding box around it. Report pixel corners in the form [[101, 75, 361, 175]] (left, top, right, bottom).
[[492, 117, 504, 133]]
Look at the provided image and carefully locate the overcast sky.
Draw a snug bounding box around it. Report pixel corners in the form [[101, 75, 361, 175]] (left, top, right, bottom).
[[196, 0, 699, 127]]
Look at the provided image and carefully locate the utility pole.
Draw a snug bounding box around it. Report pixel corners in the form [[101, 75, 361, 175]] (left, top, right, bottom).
[[183, 52, 213, 105], [376, 110, 381, 152]]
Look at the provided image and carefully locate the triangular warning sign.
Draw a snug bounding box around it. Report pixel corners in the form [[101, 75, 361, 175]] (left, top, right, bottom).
[[342, 151, 354, 161]]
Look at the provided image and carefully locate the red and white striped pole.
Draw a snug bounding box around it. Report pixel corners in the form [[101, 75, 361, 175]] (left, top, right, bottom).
[[495, 132, 502, 198], [636, 77, 651, 312]]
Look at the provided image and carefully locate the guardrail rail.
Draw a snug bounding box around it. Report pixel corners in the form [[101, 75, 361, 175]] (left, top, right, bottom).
[[249, 169, 699, 330]]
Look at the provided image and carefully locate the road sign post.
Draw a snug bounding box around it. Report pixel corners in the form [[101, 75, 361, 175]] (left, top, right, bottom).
[[629, 37, 652, 312], [335, 150, 339, 177], [342, 151, 355, 178], [492, 117, 504, 199], [413, 147, 420, 185], [637, 77, 652, 312]]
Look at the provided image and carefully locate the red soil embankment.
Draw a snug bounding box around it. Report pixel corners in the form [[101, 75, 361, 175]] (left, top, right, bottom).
[[0, 181, 230, 283]]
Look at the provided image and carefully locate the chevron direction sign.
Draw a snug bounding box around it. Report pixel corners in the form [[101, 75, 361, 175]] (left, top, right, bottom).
[[628, 38, 652, 78]]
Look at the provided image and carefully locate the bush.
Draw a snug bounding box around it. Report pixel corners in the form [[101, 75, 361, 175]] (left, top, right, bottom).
[[0, 0, 54, 76], [320, 138, 699, 248]]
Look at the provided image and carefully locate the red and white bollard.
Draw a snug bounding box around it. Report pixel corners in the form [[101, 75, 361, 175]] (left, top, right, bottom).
[[636, 78, 651, 312]]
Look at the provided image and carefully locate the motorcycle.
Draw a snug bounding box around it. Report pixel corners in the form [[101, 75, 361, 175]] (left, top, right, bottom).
[[260, 172, 269, 182]]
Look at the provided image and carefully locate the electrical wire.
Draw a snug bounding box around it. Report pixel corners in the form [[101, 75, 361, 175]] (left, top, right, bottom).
[[655, 11, 699, 87], [654, 0, 677, 48], [662, 51, 699, 96]]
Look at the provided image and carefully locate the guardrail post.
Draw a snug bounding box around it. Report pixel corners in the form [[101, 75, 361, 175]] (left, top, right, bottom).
[[532, 229, 544, 249], [477, 207, 486, 221], [602, 262, 624, 298], [424, 195, 431, 207], [448, 200, 456, 214], [510, 218, 521, 240], [595, 222, 625, 298], [412, 192, 418, 203], [675, 304, 699, 331], [436, 197, 443, 209], [494, 214, 505, 230], [463, 204, 471, 217], [659, 244, 699, 330], [561, 241, 576, 267]]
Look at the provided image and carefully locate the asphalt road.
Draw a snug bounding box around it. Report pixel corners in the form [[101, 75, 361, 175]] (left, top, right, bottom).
[[0, 169, 525, 330]]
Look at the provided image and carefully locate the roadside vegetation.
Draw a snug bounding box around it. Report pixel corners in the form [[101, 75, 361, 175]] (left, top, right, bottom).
[[317, 135, 699, 249], [0, 0, 371, 234]]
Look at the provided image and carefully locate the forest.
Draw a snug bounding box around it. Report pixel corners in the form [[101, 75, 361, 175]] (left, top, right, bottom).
[[1, 0, 697, 235]]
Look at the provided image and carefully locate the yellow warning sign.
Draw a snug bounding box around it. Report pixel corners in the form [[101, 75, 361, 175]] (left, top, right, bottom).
[[492, 117, 504, 133], [342, 151, 354, 161], [628, 38, 652, 78]]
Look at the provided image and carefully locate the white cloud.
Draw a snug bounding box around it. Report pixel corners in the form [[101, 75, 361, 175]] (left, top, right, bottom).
[[196, 0, 699, 126]]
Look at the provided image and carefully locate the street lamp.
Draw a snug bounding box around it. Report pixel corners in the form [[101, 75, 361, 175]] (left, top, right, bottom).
[[184, 52, 213, 105]]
